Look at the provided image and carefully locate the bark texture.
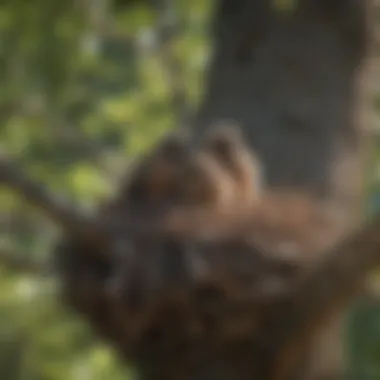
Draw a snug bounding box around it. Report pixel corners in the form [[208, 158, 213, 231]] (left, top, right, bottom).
[[191, 1, 374, 379], [195, 0, 370, 206]]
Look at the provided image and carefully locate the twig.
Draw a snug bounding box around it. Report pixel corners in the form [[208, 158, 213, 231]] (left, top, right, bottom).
[[0, 156, 108, 249]]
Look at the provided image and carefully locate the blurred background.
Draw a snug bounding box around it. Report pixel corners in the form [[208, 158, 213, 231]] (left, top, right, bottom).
[[0, 0, 380, 379]]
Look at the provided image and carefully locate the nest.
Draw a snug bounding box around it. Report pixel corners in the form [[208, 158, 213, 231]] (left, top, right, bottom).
[[54, 126, 347, 379]]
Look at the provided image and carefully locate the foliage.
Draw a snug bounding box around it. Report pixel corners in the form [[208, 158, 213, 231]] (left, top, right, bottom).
[[0, 0, 213, 378]]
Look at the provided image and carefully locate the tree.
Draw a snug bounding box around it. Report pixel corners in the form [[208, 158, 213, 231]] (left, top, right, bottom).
[[0, 0, 380, 379], [191, 1, 374, 379]]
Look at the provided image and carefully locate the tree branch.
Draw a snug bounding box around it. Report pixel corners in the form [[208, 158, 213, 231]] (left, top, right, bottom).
[[3, 155, 380, 380], [271, 214, 380, 379], [0, 249, 49, 275], [0, 156, 108, 250]]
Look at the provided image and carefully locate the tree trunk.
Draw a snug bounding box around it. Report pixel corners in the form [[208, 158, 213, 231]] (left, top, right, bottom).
[[192, 1, 374, 379]]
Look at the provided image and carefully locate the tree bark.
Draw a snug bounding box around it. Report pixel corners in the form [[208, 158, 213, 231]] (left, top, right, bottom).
[[195, 0, 371, 206], [192, 0, 374, 379]]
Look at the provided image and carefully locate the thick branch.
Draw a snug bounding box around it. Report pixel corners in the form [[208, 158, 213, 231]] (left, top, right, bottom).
[[271, 214, 380, 380]]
